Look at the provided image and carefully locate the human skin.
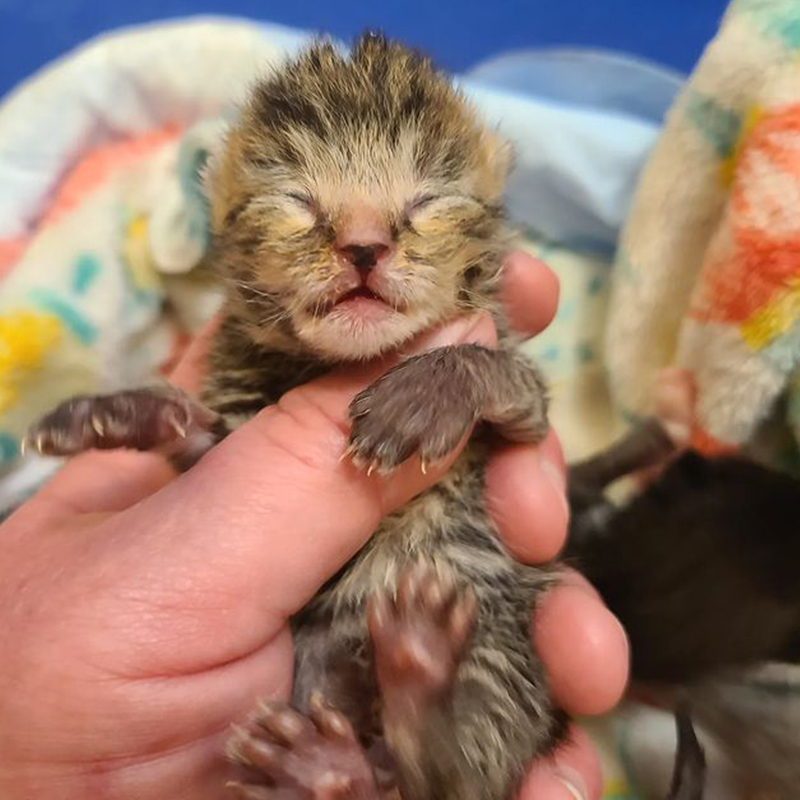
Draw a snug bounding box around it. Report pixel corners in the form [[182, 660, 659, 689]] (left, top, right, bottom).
[[0, 252, 628, 800]]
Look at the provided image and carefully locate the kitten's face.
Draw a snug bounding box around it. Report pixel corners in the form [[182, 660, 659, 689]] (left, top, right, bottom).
[[209, 35, 511, 361]]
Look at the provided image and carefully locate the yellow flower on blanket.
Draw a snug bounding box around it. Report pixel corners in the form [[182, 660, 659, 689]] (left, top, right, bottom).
[[123, 214, 161, 292], [0, 311, 63, 414], [741, 278, 800, 349]]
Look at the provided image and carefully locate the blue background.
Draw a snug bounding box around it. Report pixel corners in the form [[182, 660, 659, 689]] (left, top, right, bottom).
[[0, 1, 728, 97]]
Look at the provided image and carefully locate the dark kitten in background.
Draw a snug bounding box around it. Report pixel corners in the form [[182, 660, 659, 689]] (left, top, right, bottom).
[[569, 418, 800, 799]]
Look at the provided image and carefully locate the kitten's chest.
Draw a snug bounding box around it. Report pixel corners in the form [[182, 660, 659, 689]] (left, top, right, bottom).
[[311, 447, 502, 616]]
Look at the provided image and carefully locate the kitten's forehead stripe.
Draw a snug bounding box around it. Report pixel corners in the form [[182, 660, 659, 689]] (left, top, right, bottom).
[[254, 86, 330, 142], [246, 32, 477, 180]]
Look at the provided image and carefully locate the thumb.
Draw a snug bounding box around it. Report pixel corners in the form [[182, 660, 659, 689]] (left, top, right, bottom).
[[119, 313, 496, 638]]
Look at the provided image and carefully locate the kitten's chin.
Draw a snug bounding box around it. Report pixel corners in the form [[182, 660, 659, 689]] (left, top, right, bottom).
[[294, 307, 428, 361]]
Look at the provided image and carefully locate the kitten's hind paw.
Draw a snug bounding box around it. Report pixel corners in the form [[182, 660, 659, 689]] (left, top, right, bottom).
[[226, 698, 381, 800], [368, 563, 477, 716]]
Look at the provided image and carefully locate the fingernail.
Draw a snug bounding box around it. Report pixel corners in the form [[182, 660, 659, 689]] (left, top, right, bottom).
[[409, 312, 496, 353], [557, 768, 588, 800], [539, 451, 569, 518], [539, 450, 566, 491]]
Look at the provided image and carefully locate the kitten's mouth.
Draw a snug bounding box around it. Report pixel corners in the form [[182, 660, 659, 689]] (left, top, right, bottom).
[[329, 285, 398, 325], [336, 286, 382, 304], [314, 283, 404, 321], [299, 279, 418, 358]]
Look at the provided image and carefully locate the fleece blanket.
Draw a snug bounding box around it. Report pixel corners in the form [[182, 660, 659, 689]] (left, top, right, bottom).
[[607, 0, 800, 471], [603, 1, 800, 796], [0, 12, 790, 800], [0, 17, 676, 513]]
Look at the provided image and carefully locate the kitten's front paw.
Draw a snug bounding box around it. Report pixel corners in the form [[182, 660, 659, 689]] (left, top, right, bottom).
[[24, 387, 197, 457], [346, 353, 476, 474]]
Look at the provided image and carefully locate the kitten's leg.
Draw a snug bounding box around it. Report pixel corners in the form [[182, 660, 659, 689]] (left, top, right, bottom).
[[367, 564, 476, 766], [566, 417, 682, 545], [367, 564, 474, 800], [568, 417, 679, 495], [24, 386, 227, 471], [347, 345, 548, 473], [226, 698, 383, 800], [668, 707, 705, 800], [369, 563, 561, 800]]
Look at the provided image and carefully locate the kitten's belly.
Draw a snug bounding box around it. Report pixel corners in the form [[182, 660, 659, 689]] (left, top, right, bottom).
[[323, 449, 514, 615], [291, 451, 508, 717]]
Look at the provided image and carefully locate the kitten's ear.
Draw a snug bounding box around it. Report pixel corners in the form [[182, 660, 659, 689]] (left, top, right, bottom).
[[478, 130, 514, 199], [188, 119, 230, 201], [197, 148, 218, 199], [146, 120, 230, 276], [194, 121, 245, 232]]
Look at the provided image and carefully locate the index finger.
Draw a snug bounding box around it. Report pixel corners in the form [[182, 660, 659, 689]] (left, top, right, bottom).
[[100, 314, 499, 627]]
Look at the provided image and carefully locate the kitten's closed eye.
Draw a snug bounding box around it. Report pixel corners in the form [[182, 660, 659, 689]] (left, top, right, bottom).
[[407, 195, 484, 218], [286, 191, 316, 210], [274, 191, 324, 232], [406, 194, 439, 214], [405, 195, 488, 235]]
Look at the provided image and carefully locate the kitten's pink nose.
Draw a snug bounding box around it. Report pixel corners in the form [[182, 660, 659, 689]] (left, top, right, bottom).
[[336, 206, 395, 276]]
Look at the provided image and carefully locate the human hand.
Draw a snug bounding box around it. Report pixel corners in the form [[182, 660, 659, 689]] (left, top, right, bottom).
[[494, 253, 629, 800], [0, 252, 627, 800]]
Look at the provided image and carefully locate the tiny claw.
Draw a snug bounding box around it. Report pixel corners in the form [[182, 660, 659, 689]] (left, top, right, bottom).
[[36, 432, 45, 454], [19, 436, 28, 457], [420, 459, 428, 475], [318, 771, 353, 792], [366, 462, 376, 477], [254, 698, 282, 719], [225, 724, 252, 765], [229, 722, 249, 740], [90, 414, 105, 437], [340, 440, 360, 463], [171, 418, 188, 439]]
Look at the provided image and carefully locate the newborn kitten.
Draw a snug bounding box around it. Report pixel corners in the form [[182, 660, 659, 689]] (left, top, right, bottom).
[[568, 419, 800, 799], [567, 419, 800, 684], [27, 34, 563, 800]]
